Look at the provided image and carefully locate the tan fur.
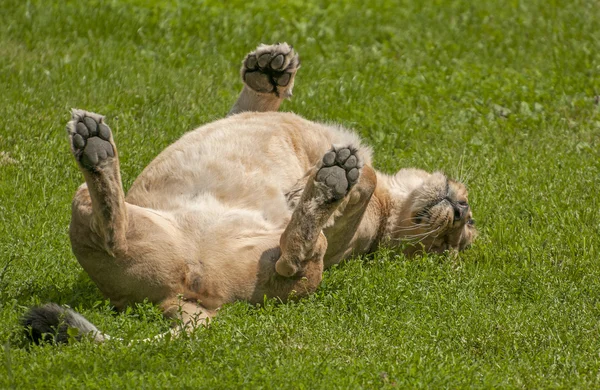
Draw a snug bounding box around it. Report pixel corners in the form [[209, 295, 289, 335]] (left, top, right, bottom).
[[67, 44, 476, 331]]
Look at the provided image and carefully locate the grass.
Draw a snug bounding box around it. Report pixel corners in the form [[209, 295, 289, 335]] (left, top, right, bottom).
[[1, 0, 599, 387]]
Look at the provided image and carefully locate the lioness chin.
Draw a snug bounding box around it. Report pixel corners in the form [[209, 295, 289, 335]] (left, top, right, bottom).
[[22, 43, 475, 343]]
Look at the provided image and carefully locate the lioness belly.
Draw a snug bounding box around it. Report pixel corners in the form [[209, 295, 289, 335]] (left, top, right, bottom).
[[125, 112, 365, 214]]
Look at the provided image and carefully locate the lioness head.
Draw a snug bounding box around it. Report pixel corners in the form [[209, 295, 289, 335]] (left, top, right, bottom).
[[385, 169, 476, 255]]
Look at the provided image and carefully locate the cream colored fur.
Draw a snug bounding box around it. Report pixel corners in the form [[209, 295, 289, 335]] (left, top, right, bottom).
[[66, 43, 476, 332]]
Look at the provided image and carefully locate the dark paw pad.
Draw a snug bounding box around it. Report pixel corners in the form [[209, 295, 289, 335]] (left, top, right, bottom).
[[316, 166, 348, 200], [81, 137, 114, 169], [69, 112, 115, 170], [316, 146, 362, 200], [242, 43, 299, 95]]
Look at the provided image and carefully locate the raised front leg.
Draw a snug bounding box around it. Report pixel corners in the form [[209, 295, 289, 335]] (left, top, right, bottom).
[[276, 146, 363, 277], [228, 43, 300, 116], [67, 109, 128, 256], [322, 165, 378, 267]]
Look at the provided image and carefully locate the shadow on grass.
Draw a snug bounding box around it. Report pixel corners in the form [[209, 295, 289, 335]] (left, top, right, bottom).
[[14, 271, 106, 310]]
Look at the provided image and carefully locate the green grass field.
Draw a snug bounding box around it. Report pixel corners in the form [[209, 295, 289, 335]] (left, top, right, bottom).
[[1, 0, 599, 388]]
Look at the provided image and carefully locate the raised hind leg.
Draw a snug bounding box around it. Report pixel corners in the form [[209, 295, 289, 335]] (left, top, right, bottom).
[[276, 145, 363, 277], [228, 43, 300, 116], [67, 109, 128, 256], [68, 110, 200, 311]]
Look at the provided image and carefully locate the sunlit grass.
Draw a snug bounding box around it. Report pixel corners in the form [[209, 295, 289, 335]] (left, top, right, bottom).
[[1, 0, 599, 387]]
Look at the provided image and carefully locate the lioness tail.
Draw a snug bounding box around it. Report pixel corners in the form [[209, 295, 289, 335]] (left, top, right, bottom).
[[21, 303, 107, 344]]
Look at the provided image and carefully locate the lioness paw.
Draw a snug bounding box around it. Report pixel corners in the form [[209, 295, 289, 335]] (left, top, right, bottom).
[[242, 43, 299, 98], [316, 146, 362, 200], [67, 109, 115, 170]]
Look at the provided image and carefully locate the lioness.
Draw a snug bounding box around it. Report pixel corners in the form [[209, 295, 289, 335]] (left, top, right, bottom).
[[23, 43, 475, 343]]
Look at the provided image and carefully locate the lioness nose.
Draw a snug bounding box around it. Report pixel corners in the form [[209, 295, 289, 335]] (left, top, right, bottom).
[[453, 203, 468, 222]]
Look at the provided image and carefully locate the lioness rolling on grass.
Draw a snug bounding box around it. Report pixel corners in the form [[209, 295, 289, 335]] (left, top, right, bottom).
[[23, 43, 476, 343]]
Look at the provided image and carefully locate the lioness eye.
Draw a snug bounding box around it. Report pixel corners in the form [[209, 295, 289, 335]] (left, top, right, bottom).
[[467, 219, 475, 225]]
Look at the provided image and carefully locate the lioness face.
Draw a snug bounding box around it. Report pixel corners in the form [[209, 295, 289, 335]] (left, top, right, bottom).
[[393, 172, 476, 256]]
